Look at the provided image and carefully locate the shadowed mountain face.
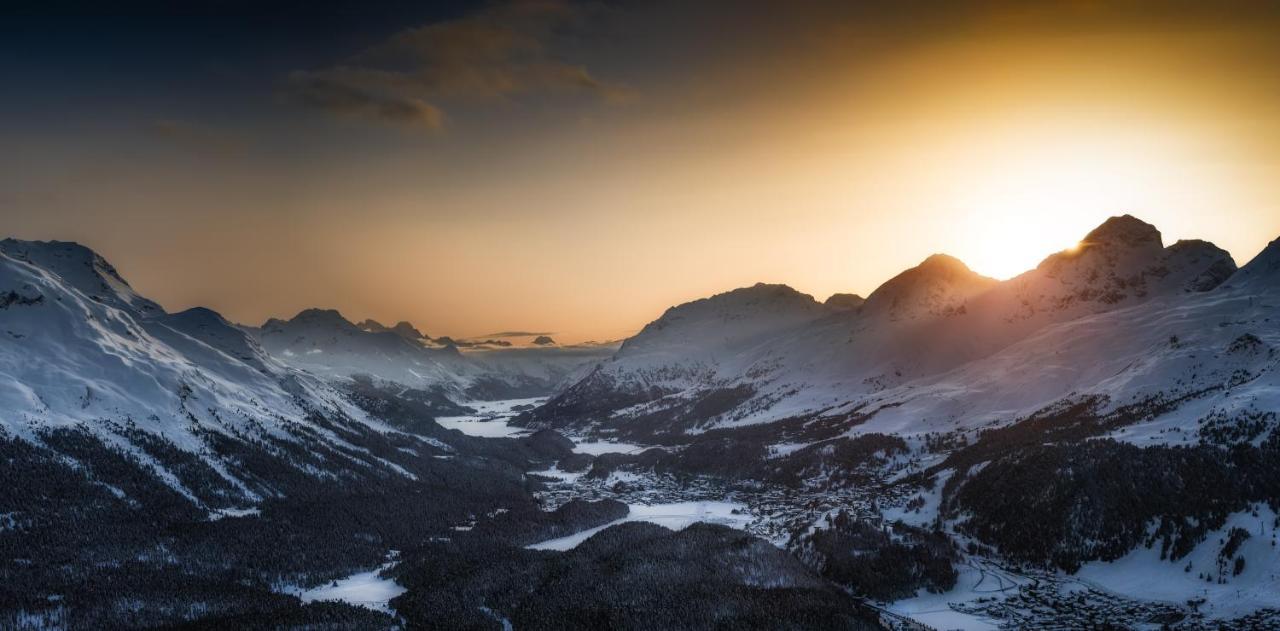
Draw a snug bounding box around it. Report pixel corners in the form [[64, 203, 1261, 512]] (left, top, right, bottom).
[[516, 215, 1245, 440]]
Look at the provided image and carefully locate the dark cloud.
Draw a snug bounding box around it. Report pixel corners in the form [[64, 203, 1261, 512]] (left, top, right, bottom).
[[283, 0, 626, 128]]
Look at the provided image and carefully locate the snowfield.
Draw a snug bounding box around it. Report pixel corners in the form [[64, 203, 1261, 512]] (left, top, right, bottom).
[[527, 501, 752, 551], [292, 560, 405, 614]]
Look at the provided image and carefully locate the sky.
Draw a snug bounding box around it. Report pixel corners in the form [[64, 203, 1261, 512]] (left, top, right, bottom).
[[3, 1, 1280, 342]]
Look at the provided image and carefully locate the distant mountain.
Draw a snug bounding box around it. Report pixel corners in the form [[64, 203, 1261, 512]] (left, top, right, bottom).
[[357, 318, 429, 341], [248, 308, 613, 401]]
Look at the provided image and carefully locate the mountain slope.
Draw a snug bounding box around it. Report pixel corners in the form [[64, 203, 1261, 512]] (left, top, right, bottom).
[[519, 215, 1241, 439], [0, 239, 593, 629]]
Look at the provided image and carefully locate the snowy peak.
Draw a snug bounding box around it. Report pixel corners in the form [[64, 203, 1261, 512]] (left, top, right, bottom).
[[0, 238, 162, 315], [861, 254, 997, 322]]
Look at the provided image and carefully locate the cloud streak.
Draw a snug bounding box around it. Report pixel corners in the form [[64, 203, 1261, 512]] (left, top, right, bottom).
[[283, 1, 625, 129], [285, 72, 445, 129]]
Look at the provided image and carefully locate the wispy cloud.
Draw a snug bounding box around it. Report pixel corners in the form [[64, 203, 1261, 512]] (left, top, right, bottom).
[[283, 1, 626, 129], [479, 330, 555, 338], [285, 72, 445, 129]]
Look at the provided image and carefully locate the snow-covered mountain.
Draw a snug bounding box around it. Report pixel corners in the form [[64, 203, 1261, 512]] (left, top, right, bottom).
[[512, 215, 1280, 625], [518, 215, 1249, 440], [248, 308, 615, 402], [3, 222, 1279, 628], [0, 240, 363, 447]]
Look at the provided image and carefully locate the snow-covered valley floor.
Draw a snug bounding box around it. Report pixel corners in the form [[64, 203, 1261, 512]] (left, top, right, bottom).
[[313, 399, 1280, 629], [289, 559, 405, 614]]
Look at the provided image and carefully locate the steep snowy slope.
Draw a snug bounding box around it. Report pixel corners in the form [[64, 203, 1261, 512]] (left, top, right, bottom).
[[0, 242, 337, 441], [0, 239, 475, 509]]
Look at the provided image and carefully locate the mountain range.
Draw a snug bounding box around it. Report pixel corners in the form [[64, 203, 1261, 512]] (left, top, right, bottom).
[[518, 215, 1265, 445], [2, 214, 1279, 628]]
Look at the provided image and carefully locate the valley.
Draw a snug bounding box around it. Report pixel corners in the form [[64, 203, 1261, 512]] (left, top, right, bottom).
[[2, 216, 1280, 629]]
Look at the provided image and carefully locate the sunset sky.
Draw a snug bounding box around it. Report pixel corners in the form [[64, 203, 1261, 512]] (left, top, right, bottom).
[[4, 1, 1280, 342]]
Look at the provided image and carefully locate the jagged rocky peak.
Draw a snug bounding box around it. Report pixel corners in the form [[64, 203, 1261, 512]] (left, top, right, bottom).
[[824, 293, 865, 311], [861, 253, 997, 321]]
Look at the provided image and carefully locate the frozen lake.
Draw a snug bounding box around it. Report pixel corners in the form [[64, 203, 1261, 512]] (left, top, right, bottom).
[[528, 501, 752, 551], [434, 397, 543, 438], [437, 397, 645, 455]]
